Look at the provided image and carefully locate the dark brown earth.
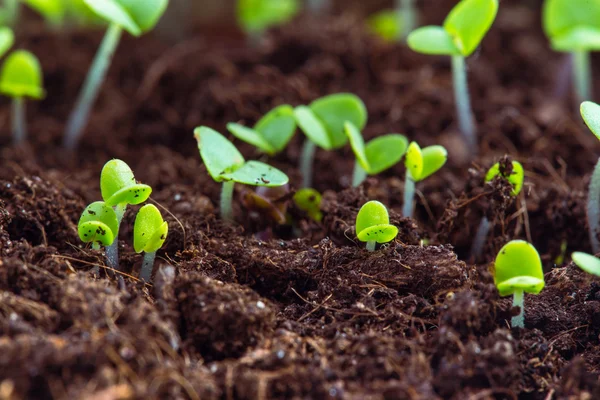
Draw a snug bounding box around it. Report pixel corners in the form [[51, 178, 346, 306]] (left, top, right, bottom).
[[2, 0, 600, 398]]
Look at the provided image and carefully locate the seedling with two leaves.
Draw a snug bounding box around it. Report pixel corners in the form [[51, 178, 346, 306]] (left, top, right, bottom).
[[134, 204, 168, 282], [355, 200, 398, 251]]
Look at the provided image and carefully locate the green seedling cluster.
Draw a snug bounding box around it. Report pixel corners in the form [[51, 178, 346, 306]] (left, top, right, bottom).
[[580, 101, 600, 254], [293, 188, 323, 222], [237, 0, 298, 45], [355, 200, 398, 251]]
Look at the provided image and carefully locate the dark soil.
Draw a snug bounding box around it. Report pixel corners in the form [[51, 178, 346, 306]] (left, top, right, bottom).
[[2, 0, 600, 398]]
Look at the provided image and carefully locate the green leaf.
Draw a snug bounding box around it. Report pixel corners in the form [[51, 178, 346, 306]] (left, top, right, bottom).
[[224, 160, 289, 187], [23, 0, 66, 25], [0, 50, 45, 99], [543, 0, 600, 50], [194, 126, 245, 182], [254, 104, 296, 153], [485, 160, 524, 196], [227, 122, 276, 155], [84, 0, 140, 35], [581, 101, 600, 140], [356, 200, 390, 235], [310, 93, 367, 149], [407, 25, 461, 55], [84, 0, 168, 36], [443, 0, 499, 57], [550, 26, 600, 51], [0, 27, 14, 59], [420, 145, 448, 181], [494, 240, 545, 296], [237, 0, 299, 34], [100, 159, 152, 206], [572, 251, 600, 276], [294, 105, 332, 150], [405, 141, 423, 181], [78, 201, 119, 246], [344, 121, 370, 171], [134, 204, 168, 253], [365, 134, 409, 175], [367, 9, 403, 42], [293, 188, 323, 222], [357, 224, 399, 244]]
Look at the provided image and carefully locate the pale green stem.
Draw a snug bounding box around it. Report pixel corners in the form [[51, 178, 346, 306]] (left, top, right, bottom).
[[511, 289, 525, 328], [221, 181, 235, 221], [105, 203, 126, 273], [572, 50, 592, 105], [139, 251, 156, 282], [366, 241, 376, 251], [588, 158, 600, 254], [12, 97, 25, 145], [451, 55, 477, 153], [470, 217, 490, 261], [63, 23, 122, 149], [402, 170, 416, 218], [300, 140, 317, 188], [352, 162, 368, 187], [397, 0, 417, 40], [91, 241, 100, 275]]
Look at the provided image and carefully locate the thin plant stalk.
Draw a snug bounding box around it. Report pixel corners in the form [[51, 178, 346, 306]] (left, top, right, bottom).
[[402, 171, 416, 217], [470, 217, 490, 260], [63, 24, 123, 149], [588, 158, 600, 254], [139, 251, 156, 282], [300, 140, 316, 188], [12, 97, 25, 145], [352, 162, 368, 187], [91, 242, 101, 275], [451, 55, 477, 153], [511, 289, 525, 328], [220, 181, 235, 221], [397, 0, 417, 40], [366, 241, 376, 251], [105, 203, 127, 273], [572, 50, 592, 105]]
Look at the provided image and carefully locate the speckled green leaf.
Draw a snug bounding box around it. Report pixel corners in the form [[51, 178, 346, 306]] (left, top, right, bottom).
[[0, 50, 45, 99], [494, 240, 545, 296], [355, 200, 398, 244], [405, 142, 423, 181], [357, 224, 398, 244], [100, 159, 152, 206], [194, 126, 245, 183], [223, 160, 289, 187], [293, 188, 323, 222], [134, 204, 168, 253], [78, 201, 119, 246]]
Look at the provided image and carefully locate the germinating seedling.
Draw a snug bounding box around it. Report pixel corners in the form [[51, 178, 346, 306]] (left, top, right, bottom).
[[543, 0, 600, 104], [402, 141, 447, 218], [134, 204, 168, 282], [471, 160, 524, 260], [78, 201, 119, 275], [407, 0, 498, 152], [194, 126, 289, 221], [367, 0, 417, 42], [355, 200, 398, 251], [494, 240, 545, 328], [294, 93, 367, 188], [227, 104, 297, 156], [0, 50, 45, 145], [63, 0, 169, 149], [237, 0, 299, 45], [344, 121, 408, 187], [293, 188, 323, 222], [580, 101, 600, 253]]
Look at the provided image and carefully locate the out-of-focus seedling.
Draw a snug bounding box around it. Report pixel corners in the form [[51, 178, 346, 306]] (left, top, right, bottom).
[[355, 200, 398, 251], [572, 251, 600, 276], [0, 50, 45, 145], [471, 160, 524, 260], [581, 101, 600, 253], [23, 0, 103, 27], [63, 0, 168, 149], [227, 104, 296, 156], [134, 204, 168, 282], [0, 27, 13, 57], [242, 185, 290, 225], [402, 142, 447, 218], [0, 0, 19, 26], [543, 0, 600, 104], [293, 188, 323, 222], [78, 201, 119, 275], [494, 240, 545, 328], [294, 93, 367, 188], [367, 0, 417, 42], [407, 0, 498, 152], [344, 121, 408, 187], [194, 126, 289, 221], [237, 0, 298, 45]]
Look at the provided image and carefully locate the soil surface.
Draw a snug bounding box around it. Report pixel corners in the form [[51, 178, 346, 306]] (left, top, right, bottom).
[[2, 0, 600, 398]]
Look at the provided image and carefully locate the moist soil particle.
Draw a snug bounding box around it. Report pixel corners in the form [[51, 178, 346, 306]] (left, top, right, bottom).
[[3, 0, 600, 398]]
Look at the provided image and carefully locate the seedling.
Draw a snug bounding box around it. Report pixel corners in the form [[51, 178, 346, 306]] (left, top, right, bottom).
[[572, 251, 600, 276], [134, 204, 168, 282], [471, 160, 524, 259], [355, 200, 398, 251], [78, 201, 119, 275], [63, 0, 169, 149], [344, 121, 408, 187], [367, 0, 417, 42], [402, 141, 447, 217], [493, 240, 545, 328], [0, 50, 45, 145], [236, 0, 299, 45], [194, 126, 289, 221], [407, 0, 498, 152], [294, 93, 367, 187], [580, 101, 600, 253], [293, 188, 323, 222], [226, 104, 296, 156], [543, 0, 600, 103]]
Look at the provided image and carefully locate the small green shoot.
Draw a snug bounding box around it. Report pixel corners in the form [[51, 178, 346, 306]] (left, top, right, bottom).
[[237, 0, 299, 45], [194, 126, 289, 221], [78, 201, 119, 275], [402, 141, 447, 217], [63, 0, 169, 149], [293, 188, 323, 222], [494, 240, 545, 328], [355, 200, 398, 251], [580, 101, 600, 254], [0, 50, 45, 145], [367, 0, 417, 42], [227, 104, 296, 156], [134, 204, 168, 282], [344, 121, 408, 187], [572, 251, 600, 276], [407, 0, 498, 152]]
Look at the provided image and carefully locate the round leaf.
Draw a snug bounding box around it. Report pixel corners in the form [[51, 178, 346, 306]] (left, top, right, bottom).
[[405, 141, 423, 181], [23, 0, 66, 25], [367, 9, 403, 42], [310, 93, 367, 149], [224, 160, 289, 187], [293, 188, 323, 222], [420, 145, 448, 181], [100, 159, 152, 206], [227, 122, 276, 155], [357, 224, 399, 244], [0, 27, 14, 59], [78, 201, 119, 246], [356, 200, 391, 236], [543, 0, 600, 48], [443, 0, 499, 57], [496, 276, 545, 297], [294, 105, 332, 150], [194, 126, 245, 182], [485, 161, 524, 196], [494, 240, 545, 296], [550, 25, 600, 51], [344, 121, 369, 171], [134, 204, 168, 253], [254, 104, 296, 153], [572, 251, 600, 276], [237, 0, 299, 34], [365, 134, 409, 175], [0, 50, 45, 99], [407, 25, 461, 55], [581, 101, 600, 140], [84, 0, 168, 36]]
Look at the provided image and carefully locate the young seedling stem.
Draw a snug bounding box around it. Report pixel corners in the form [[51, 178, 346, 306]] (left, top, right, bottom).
[[511, 288, 525, 328], [452, 55, 476, 152], [397, 0, 416, 39], [366, 240, 376, 251], [402, 171, 416, 217], [352, 163, 368, 187], [300, 137, 316, 188], [589, 158, 600, 253], [471, 216, 490, 260], [140, 252, 157, 282], [573, 50, 592, 105], [221, 180, 236, 221], [12, 97, 24, 144]]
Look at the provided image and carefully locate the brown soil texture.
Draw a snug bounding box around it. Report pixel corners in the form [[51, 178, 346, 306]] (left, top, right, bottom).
[[2, 0, 600, 398]]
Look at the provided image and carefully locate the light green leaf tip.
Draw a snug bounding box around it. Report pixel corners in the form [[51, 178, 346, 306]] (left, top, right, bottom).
[[355, 200, 398, 244], [365, 134, 409, 175], [405, 142, 447, 182], [581, 101, 600, 141], [78, 201, 119, 246], [494, 240, 545, 296], [543, 0, 600, 51], [367, 9, 403, 42], [310, 93, 368, 150], [100, 159, 152, 206], [23, 0, 66, 25], [485, 160, 524, 196], [407, 26, 461, 55], [134, 204, 168, 253], [227, 122, 276, 155], [443, 0, 498, 57], [293, 188, 323, 222], [237, 0, 299, 34], [224, 160, 289, 187], [0, 27, 14, 59], [84, 0, 168, 36], [572, 251, 600, 276], [344, 121, 369, 171], [0, 50, 45, 100], [294, 105, 332, 150]]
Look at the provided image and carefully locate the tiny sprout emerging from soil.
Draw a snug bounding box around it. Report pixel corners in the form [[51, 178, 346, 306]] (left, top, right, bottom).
[[0, 50, 45, 145], [572, 251, 600, 276], [194, 126, 289, 222], [581, 101, 600, 253], [494, 240, 545, 328], [344, 121, 408, 187], [402, 141, 448, 218], [78, 201, 119, 275], [293, 188, 323, 222], [227, 104, 296, 156], [407, 0, 498, 152], [367, 0, 417, 42], [356, 200, 398, 251], [63, 0, 168, 149], [294, 93, 367, 188], [236, 0, 299, 45], [134, 204, 168, 282]]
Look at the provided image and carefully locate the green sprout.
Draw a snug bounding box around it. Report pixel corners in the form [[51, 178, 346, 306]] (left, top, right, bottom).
[[402, 141, 447, 218], [134, 204, 168, 282], [0, 50, 45, 145], [194, 126, 289, 222], [226, 104, 296, 156], [293, 188, 323, 222], [355, 200, 398, 251], [407, 0, 498, 152], [63, 0, 168, 149], [236, 0, 298, 45], [294, 93, 367, 188], [493, 240, 545, 328], [78, 201, 119, 275], [543, 0, 600, 104], [580, 101, 600, 253], [572, 251, 600, 276], [344, 121, 408, 187], [367, 0, 417, 42]]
